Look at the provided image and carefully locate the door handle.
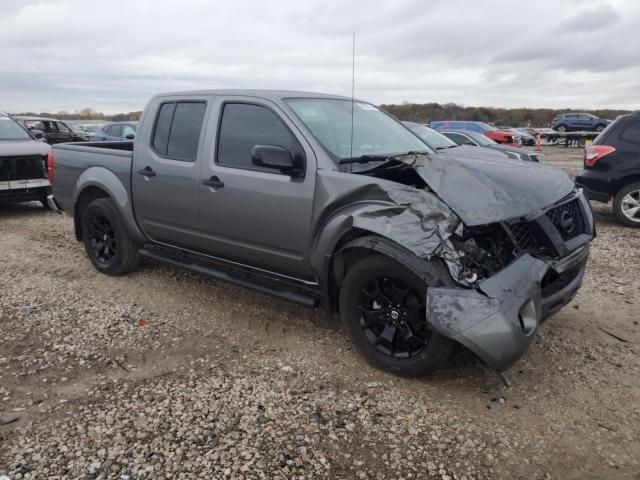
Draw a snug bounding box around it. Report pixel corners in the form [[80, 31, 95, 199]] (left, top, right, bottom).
[[202, 176, 224, 189], [137, 166, 156, 178]]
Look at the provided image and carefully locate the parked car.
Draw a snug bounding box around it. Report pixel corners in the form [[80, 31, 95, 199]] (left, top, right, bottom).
[[15, 116, 87, 144], [67, 123, 92, 141], [441, 130, 541, 162], [402, 122, 459, 151], [498, 127, 536, 146], [49, 89, 593, 386], [93, 122, 137, 141], [551, 113, 611, 133], [0, 112, 53, 206], [576, 112, 640, 227], [429, 121, 521, 146], [77, 124, 105, 140]]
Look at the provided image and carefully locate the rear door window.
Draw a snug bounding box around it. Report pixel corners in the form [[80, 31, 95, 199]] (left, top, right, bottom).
[[151, 101, 207, 161], [619, 118, 640, 145]]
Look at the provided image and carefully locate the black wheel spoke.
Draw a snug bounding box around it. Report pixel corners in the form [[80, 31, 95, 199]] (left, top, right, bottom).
[[389, 280, 410, 304], [380, 324, 397, 346], [88, 213, 117, 265], [358, 306, 387, 328], [356, 274, 430, 358]]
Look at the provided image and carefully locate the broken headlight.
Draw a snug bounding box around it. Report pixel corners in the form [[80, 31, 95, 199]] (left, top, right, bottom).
[[451, 224, 517, 282]]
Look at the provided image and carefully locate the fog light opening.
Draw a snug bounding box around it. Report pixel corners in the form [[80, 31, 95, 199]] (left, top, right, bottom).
[[518, 299, 537, 336]]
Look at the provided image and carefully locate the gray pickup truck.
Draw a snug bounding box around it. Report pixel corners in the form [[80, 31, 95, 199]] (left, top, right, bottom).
[[50, 90, 594, 385]]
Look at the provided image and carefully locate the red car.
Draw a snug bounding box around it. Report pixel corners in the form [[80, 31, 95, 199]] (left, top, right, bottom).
[[429, 121, 522, 147]]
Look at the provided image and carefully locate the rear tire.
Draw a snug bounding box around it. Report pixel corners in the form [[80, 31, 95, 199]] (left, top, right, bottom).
[[339, 254, 454, 377], [613, 182, 640, 227], [81, 197, 140, 275]]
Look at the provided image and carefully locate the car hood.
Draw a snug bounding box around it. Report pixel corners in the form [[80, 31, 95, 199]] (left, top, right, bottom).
[[0, 139, 50, 157], [403, 152, 574, 226]]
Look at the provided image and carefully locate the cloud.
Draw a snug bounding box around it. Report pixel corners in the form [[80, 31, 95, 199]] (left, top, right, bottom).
[[0, 0, 638, 113]]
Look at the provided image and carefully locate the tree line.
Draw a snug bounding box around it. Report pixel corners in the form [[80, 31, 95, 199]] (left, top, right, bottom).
[[379, 102, 633, 127], [13, 108, 142, 122], [14, 103, 634, 128]]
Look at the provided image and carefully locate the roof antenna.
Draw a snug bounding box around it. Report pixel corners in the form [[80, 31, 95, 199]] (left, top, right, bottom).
[[349, 32, 356, 170]]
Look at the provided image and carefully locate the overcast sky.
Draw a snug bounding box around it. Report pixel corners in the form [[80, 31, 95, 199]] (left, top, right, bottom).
[[1, 0, 639, 113]]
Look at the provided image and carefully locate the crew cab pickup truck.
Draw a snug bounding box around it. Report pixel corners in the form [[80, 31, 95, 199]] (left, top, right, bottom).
[[50, 90, 594, 385]]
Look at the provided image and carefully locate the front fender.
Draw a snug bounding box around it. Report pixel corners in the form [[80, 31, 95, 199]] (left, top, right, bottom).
[[74, 166, 146, 244]]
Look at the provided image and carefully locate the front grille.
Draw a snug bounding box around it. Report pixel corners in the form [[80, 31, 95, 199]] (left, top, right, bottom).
[[544, 199, 585, 241], [0, 155, 47, 182], [510, 221, 540, 250]]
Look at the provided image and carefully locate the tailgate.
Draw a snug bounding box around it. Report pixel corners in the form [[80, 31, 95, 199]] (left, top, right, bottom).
[[0, 155, 50, 191]]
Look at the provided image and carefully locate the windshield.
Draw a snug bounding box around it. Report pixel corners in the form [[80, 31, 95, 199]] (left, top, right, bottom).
[[407, 124, 458, 150], [462, 130, 497, 146], [477, 122, 497, 132], [0, 116, 32, 140], [285, 99, 432, 163]]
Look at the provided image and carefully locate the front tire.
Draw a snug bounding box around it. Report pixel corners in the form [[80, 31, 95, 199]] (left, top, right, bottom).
[[81, 198, 140, 275], [613, 182, 640, 227], [339, 254, 454, 377], [556, 125, 567, 133]]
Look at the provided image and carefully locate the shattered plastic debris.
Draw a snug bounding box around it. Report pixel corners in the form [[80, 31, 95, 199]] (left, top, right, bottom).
[[137, 319, 150, 327]]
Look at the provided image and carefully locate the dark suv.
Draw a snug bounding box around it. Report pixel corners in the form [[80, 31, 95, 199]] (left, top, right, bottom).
[[551, 113, 610, 133], [576, 112, 640, 227], [16, 116, 87, 144]]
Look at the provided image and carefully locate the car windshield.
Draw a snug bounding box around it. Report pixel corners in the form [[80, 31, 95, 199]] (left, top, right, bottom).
[[0, 116, 32, 140], [285, 99, 432, 163], [477, 122, 496, 132], [406, 124, 458, 150], [461, 130, 497, 146]]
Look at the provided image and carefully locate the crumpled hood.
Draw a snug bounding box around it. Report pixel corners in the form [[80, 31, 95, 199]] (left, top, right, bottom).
[[0, 139, 50, 157], [411, 151, 574, 226]]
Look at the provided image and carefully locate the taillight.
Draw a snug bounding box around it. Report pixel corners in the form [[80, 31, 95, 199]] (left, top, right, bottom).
[[47, 150, 54, 182], [584, 145, 615, 167]]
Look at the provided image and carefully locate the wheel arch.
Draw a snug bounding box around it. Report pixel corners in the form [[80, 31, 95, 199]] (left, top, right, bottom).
[[73, 167, 146, 244], [323, 232, 454, 314], [612, 174, 640, 194]]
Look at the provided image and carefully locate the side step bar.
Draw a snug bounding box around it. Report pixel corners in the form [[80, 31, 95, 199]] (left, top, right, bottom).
[[139, 248, 319, 308]]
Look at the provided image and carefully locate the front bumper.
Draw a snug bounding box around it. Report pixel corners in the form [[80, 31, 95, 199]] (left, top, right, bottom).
[[0, 180, 50, 204], [427, 246, 589, 386]]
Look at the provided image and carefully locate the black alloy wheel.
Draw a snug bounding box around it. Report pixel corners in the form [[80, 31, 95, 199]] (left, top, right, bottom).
[[357, 276, 429, 358], [88, 213, 117, 266], [339, 253, 455, 377]]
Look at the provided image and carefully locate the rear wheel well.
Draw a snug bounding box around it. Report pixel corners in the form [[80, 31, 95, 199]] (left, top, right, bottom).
[[612, 175, 640, 195], [74, 186, 110, 241]]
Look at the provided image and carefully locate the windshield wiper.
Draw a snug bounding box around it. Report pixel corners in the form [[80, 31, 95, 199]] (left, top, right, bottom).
[[338, 151, 429, 165], [435, 145, 458, 150]]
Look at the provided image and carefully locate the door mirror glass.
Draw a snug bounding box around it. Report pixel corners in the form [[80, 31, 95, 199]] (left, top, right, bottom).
[[251, 145, 299, 175], [31, 129, 45, 140]]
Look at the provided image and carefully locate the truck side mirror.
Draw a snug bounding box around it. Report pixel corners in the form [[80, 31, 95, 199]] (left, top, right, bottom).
[[125, 133, 135, 140], [251, 145, 303, 176], [31, 129, 45, 140]]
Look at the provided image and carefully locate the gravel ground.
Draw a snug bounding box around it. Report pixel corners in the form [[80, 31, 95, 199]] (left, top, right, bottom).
[[1, 146, 639, 479]]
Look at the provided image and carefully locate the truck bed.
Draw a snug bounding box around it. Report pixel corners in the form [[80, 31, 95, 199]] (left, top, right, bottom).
[[51, 141, 134, 213]]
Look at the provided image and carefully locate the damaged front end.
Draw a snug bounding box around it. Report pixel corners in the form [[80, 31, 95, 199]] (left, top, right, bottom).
[[427, 190, 592, 385], [338, 154, 594, 385]]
